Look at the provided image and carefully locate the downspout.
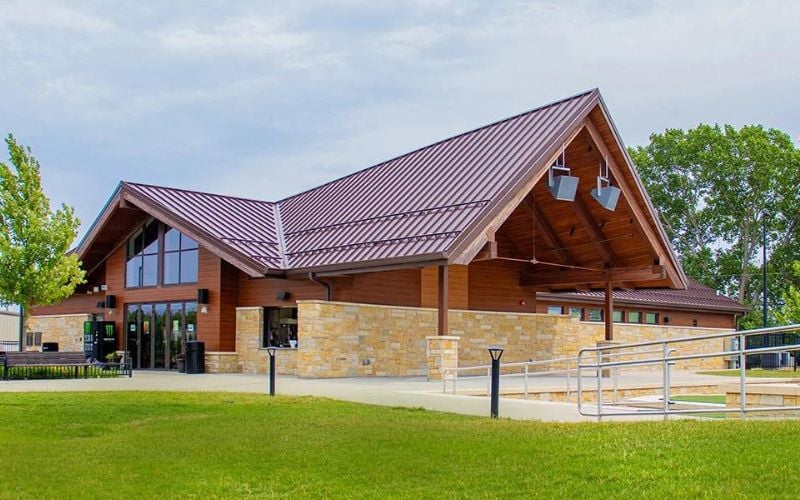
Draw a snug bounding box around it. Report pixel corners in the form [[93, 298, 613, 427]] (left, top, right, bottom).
[[309, 272, 333, 301]]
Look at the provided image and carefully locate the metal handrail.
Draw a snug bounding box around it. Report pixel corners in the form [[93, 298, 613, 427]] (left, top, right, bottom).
[[577, 324, 800, 421], [442, 348, 667, 399]]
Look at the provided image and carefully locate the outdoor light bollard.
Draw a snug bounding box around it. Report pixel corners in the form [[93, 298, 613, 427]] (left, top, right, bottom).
[[267, 347, 277, 396], [488, 346, 504, 418]]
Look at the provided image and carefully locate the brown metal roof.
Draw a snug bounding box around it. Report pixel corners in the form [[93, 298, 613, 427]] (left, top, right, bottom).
[[78, 88, 684, 283], [539, 278, 747, 313]]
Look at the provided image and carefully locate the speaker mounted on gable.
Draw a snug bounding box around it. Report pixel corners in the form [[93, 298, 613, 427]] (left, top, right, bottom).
[[197, 288, 210, 305], [105, 295, 117, 309], [276, 291, 291, 301]]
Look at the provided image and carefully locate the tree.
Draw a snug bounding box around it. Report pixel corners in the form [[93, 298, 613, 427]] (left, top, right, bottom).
[[630, 124, 800, 328], [776, 262, 800, 326], [0, 134, 85, 335]]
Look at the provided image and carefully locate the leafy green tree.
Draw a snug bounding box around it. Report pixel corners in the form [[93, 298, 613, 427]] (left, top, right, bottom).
[[0, 134, 85, 334], [630, 124, 800, 328], [776, 263, 800, 325]]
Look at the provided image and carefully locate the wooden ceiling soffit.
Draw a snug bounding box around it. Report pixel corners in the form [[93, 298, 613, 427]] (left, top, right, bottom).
[[570, 194, 616, 265], [451, 117, 591, 265], [584, 111, 684, 287], [520, 265, 666, 287], [520, 197, 575, 266]]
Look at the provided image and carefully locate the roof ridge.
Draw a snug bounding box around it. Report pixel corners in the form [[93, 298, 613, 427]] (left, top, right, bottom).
[[125, 181, 276, 206], [276, 88, 599, 205], [273, 203, 289, 269]]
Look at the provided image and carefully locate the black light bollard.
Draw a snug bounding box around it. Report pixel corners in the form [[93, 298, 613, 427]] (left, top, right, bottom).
[[488, 346, 504, 418], [267, 347, 276, 396]]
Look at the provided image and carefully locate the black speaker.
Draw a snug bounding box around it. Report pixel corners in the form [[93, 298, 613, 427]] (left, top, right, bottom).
[[96, 301, 106, 308], [105, 295, 116, 309], [198, 288, 210, 304], [663, 316, 670, 324], [276, 291, 290, 301]]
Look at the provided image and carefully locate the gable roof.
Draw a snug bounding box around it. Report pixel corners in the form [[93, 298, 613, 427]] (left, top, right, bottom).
[[539, 278, 747, 314], [76, 88, 684, 285]]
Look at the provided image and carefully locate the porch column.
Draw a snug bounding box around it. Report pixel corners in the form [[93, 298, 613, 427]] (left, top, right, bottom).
[[604, 281, 614, 341], [438, 264, 448, 336]]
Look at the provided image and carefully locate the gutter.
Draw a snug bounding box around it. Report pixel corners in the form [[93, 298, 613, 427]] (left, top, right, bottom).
[[308, 272, 333, 301]]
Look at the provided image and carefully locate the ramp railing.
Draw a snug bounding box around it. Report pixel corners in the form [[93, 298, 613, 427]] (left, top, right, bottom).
[[577, 324, 800, 421]]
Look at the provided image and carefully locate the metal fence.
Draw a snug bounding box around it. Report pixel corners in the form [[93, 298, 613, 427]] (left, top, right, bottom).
[[0, 340, 19, 352], [577, 324, 800, 421]]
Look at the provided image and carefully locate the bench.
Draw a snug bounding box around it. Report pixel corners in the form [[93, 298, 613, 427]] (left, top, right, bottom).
[[2, 352, 90, 380]]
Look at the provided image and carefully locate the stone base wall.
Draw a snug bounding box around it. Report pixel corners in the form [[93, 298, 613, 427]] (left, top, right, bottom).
[[27, 314, 91, 352], [296, 301, 429, 378], [426, 336, 459, 380], [205, 352, 240, 373], [235, 307, 297, 375], [293, 301, 728, 378]]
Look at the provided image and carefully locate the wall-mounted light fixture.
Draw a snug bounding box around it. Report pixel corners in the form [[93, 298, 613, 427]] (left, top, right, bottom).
[[591, 157, 621, 211]]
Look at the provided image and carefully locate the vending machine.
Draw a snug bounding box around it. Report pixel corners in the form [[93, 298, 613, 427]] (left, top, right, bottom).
[[83, 321, 117, 361]]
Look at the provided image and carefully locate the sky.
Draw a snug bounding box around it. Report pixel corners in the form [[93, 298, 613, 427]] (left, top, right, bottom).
[[0, 0, 797, 240]]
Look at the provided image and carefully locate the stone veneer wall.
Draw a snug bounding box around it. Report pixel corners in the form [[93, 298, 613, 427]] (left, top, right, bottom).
[[205, 352, 239, 373], [235, 307, 297, 375], [295, 300, 728, 378], [27, 314, 91, 352]]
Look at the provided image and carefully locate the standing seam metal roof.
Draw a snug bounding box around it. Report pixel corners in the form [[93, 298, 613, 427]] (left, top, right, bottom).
[[104, 89, 600, 272]]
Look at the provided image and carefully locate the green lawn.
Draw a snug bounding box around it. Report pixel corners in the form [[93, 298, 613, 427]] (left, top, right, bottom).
[[699, 369, 800, 378], [670, 394, 726, 404], [2, 392, 800, 498]]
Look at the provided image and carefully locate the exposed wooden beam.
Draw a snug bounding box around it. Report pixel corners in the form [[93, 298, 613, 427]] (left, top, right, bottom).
[[520, 265, 666, 287], [520, 197, 575, 266], [583, 118, 678, 283], [471, 240, 498, 261], [570, 194, 616, 265], [437, 265, 448, 336]]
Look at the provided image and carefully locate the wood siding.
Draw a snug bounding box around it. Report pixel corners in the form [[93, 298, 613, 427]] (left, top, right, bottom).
[[420, 265, 468, 309], [467, 259, 538, 313]]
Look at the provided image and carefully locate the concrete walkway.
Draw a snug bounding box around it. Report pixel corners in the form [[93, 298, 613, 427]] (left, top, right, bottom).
[[0, 370, 737, 422]]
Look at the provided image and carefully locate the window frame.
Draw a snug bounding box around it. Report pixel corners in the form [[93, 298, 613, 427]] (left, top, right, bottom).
[[124, 220, 199, 289], [627, 311, 642, 324], [568, 307, 584, 320], [546, 305, 564, 315], [588, 308, 603, 322], [612, 310, 624, 323], [644, 312, 659, 325], [262, 307, 299, 349]]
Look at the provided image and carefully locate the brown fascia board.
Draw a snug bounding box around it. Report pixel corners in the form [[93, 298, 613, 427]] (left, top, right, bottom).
[[445, 90, 600, 265], [287, 253, 448, 278], [118, 185, 267, 278], [593, 95, 687, 290], [536, 292, 747, 315]]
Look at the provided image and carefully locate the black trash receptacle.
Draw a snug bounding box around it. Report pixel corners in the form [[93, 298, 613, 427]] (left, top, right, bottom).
[[185, 341, 205, 374], [42, 342, 59, 352]]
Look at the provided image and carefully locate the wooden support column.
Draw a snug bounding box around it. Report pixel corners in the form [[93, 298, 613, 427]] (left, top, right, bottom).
[[438, 264, 448, 336], [604, 281, 614, 341]]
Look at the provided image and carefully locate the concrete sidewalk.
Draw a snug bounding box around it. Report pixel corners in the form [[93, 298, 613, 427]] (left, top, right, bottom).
[[0, 370, 718, 422]]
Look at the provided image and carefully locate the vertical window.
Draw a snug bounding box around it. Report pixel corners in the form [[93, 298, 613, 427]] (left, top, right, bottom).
[[588, 309, 603, 322], [263, 307, 298, 348], [164, 227, 199, 284], [612, 310, 624, 323], [568, 307, 584, 320], [628, 311, 641, 323], [126, 219, 159, 288], [546, 306, 563, 315], [645, 312, 658, 324]]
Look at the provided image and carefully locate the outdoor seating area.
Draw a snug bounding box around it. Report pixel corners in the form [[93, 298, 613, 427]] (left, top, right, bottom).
[[1, 351, 131, 380]]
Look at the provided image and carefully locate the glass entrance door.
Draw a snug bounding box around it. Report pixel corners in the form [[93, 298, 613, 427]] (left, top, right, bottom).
[[124, 301, 197, 370]]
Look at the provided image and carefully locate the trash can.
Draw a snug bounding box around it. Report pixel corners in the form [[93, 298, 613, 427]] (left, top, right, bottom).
[[185, 341, 205, 374], [42, 342, 59, 352]]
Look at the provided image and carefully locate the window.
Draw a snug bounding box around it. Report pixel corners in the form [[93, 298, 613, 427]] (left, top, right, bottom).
[[263, 307, 298, 348], [164, 226, 199, 284], [25, 332, 42, 347], [569, 307, 584, 320], [612, 310, 624, 323], [547, 306, 563, 315], [645, 312, 658, 324], [588, 309, 603, 322], [126, 219, 159, 287], [125, 220, 199, 288], [628, 311, 641, 323]]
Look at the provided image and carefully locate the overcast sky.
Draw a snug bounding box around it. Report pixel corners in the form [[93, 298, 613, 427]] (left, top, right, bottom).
[[0, 0, 797, 239]]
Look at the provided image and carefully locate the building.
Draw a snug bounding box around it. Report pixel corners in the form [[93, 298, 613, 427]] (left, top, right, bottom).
[[31, 89, 743, 377]]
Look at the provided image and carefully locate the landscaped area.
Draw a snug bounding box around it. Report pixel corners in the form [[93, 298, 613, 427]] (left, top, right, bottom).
[[1, 392, 800, 498]]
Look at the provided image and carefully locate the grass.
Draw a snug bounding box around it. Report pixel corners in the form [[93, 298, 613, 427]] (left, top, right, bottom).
[[3, 392, 800, 498], [699, 369, 800, 378], [670, 394, 726, 404]]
